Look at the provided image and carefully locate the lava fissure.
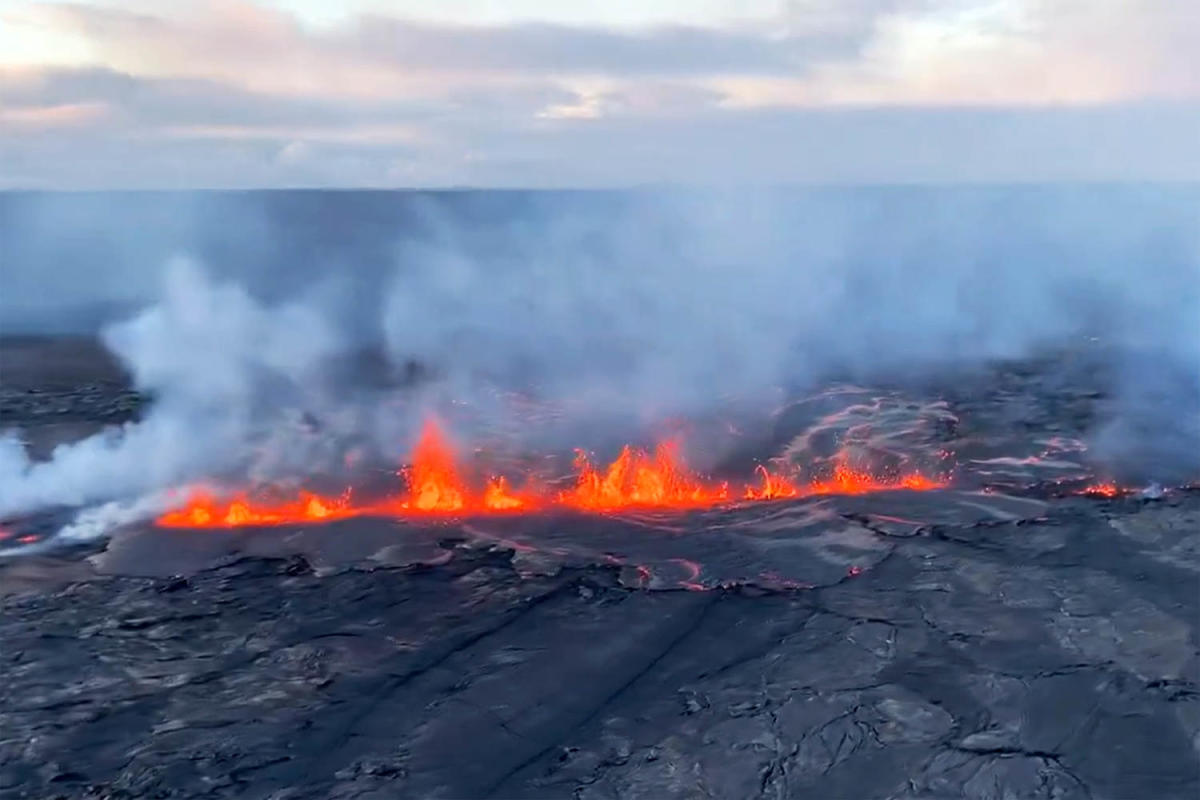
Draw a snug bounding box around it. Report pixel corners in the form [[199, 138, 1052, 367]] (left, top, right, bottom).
[[157, 418, 948, 529]]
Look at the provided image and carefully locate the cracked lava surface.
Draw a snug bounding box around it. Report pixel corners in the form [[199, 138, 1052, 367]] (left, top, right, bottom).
[[1, 342, 1198, 800]]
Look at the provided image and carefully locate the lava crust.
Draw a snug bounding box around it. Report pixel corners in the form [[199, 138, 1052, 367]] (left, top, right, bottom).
[[1, 339, 1198, 800]]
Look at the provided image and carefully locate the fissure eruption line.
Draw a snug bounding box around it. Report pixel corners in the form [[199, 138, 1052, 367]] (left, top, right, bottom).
[[157, 418, 947, 529]]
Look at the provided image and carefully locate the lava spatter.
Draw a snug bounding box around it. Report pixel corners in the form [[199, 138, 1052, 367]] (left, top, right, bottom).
[[559, 442, 730, 511], [156, 417, 948, 528], [156, 490, 355, 529], [1079, 482, 1125, 498]]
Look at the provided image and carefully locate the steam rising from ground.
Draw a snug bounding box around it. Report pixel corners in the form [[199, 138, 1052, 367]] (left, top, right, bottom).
[[0, 260, 347, 515], [0, 188, 1197, 520]]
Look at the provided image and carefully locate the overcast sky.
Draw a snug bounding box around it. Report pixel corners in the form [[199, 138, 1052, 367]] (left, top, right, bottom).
[[1, 1, 1197, 187]]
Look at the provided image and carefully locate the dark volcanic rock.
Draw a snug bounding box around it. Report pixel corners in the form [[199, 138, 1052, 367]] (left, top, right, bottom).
[[2, 493, 1198, 799], [2, 342, 1199, 799], [0, 337, 147, 460]]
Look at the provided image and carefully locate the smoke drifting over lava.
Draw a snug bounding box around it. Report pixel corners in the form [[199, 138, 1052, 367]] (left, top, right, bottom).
[[1, 259, 347, 515], [0, 188, 1197, 526], [154, 416, 945, 529]]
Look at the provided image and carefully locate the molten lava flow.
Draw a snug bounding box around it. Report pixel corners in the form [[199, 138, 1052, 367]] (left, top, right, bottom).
[[1081, 482, 1121, 498], [392, 420, 540, 514], [157, 490, 354, 529], [804, 460, 945, 496], [155, 417, 949, 528], [399, 418, 467, 513], [560, 442, 730, 511], [742, 459, 947, 501], [743, 465, 800, 500], [897, 473, 945, 490], [483, 476, 535, 511]]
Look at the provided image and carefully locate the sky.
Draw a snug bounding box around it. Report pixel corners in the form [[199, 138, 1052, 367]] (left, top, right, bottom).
[[0, 0, 1197, 187]]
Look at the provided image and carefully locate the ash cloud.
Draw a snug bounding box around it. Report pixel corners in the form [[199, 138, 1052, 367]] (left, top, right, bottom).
[[0, 186, 1198, 521]]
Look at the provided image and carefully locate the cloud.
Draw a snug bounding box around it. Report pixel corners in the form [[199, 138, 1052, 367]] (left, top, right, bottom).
[[350, 17, 855, 75], [450, 104, 1200, 187], [31, 1, 1198, 102], [1, 1, 1198, 187], [0, 66, 433, 128], [4, 94, 1196, 189], [826, 0, 1200, 105], [22, 1, 854, 105], [0, 100, 107, 128]]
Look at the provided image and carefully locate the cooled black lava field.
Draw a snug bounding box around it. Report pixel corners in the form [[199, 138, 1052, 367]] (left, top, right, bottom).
[[1, 336, 1197, 800]]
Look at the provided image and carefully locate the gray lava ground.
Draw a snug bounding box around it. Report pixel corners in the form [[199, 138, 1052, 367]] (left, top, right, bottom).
[[1, 338, 1198, 799]]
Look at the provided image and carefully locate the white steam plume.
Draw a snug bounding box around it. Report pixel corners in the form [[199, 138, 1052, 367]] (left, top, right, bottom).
[[378, 190, 1199, 476], [0, 258, 345, 517], [1, 188, 1197, 529]]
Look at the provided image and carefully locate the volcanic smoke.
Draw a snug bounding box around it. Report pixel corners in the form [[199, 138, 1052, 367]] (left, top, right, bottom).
[[156, 418, 946, 529]]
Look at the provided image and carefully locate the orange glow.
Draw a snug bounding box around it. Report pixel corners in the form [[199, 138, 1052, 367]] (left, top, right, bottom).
[[483, 476, 535, 511], [745, 459, 945, 500], [559, 442, 730, 511], [399, 418, 467, 513], [743, 465, 800, 500], [387, 419, 541, 515], [1081, 482, 1121, 498], [156, 490, 354, 529], [156, 417, 948, 529], [806, 461, 944, 496]]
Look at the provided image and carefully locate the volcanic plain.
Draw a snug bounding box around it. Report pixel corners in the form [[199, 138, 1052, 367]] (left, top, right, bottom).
[[1, 336, 1197, 800]]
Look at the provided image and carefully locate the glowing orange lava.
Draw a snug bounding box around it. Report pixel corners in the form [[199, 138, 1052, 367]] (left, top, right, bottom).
[[560, 442, 730, 511], [378, 418, 541, 516], [157, 490, 354, 529], [1081, 482, 1122, 498], [482, 477, 528, 510], [398, 418, 468, 513], [156, 417, 948, 528], [743, 465, 800, 500], [806, 461, 944, 496], [744, 459, 946, 500]]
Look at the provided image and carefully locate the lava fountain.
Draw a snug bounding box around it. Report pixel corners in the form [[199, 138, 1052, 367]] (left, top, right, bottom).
[[156, 417, 948, 529]]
